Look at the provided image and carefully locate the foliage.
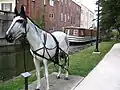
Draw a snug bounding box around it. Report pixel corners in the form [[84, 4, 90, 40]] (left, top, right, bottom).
[[100, 0, 120, 40], [34, 15, 45, 30], [0, 41, 116, 90]]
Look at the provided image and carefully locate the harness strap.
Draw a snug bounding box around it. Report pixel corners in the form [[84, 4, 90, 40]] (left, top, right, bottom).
[[42, 33, 47, 58], [50, 33, 59, 64], [59, 48, 69, 66], [21, 16, 69, 72], [33, 33, 60, 64], [31, 49, 69, 72], [31, 33, 69, 71], [50, 34, 69, 67]]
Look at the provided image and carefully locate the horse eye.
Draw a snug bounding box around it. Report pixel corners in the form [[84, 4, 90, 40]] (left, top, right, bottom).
[[17, 20, 24, 23]]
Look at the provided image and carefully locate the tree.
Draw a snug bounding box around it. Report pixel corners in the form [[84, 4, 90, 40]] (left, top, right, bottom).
[[100, 0, 120, 40]]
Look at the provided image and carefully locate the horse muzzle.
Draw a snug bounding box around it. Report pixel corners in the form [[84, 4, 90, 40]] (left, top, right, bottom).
[[5, 34, 14, 43]]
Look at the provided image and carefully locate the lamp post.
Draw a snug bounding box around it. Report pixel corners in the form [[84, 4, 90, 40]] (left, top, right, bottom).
[[93, 0, 101, 54]]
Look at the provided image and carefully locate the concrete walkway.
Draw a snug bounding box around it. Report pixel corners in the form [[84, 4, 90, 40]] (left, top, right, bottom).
[[74, 43, 120, 90], [28, 72, 83, 90]]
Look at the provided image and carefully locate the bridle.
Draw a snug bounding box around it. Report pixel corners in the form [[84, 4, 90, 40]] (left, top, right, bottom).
[[20, 16, 59, 61], [21, 17, 28, 38]]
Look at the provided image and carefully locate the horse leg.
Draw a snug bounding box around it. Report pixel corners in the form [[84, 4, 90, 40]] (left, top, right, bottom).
[[64, 55, 69, 80], [43, 59, 49, 90], [64, 67, 69, 80], [33, 56, 41, 90], [57, 56, 61, 79]]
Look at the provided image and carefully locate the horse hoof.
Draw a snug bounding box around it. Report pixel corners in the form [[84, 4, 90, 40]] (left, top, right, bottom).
[[64, 77, 69, 80], [35, 89, 40, 90], [56, 76, 60, 79]]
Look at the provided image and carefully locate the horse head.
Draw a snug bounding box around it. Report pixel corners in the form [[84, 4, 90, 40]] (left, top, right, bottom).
[[6, 5, 27, 43]]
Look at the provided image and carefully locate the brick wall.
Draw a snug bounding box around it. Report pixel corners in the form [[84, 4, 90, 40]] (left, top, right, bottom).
[[17, 0, 43, 20], [45, 0, 81, 31]]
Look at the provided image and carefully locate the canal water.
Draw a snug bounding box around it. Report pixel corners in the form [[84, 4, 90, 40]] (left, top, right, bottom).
[[0, 44, 35, 81]]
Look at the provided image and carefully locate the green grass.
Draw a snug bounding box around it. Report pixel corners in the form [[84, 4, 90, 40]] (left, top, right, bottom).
[[69, 41, 116, 76], [0, 41, 116, 90]]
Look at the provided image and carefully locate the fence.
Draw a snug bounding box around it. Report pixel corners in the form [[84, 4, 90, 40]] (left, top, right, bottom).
[[0, 11, 35, 86], [0, 10, 14, 46]]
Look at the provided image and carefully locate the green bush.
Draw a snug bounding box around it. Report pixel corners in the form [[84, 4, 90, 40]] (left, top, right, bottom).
[[34, 15, 45, 30]]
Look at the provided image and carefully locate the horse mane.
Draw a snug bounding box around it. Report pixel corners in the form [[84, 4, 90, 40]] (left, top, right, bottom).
[[27, 16, 43, 30], [26, 16, 64, 34]]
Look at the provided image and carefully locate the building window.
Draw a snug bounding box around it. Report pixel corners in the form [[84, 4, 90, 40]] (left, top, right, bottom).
[[68, 15, 70, 20], [1, 3, 12, 11], [69, 1, 70, 6], [49, 0, 54, 6], [61, 13, 63, 21], [32, 0, 35, 2], [81, 30, 84, 36], [71, 16, 72, 24], [65, 0, 67, 4], [73, 30, 78, 36], [49, 13, 54, 19], [65, 14, 67, 22]]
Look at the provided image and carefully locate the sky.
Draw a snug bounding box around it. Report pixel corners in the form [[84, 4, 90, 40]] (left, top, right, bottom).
[[73, 0, 97, 12]]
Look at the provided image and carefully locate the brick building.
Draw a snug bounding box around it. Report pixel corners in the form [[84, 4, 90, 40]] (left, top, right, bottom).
[[45, 0, 81, 31], [0, 0, 81, 31], [16, 0, 81, 31]]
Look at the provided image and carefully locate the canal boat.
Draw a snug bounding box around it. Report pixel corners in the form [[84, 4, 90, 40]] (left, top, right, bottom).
[[63, 26, 97, 44]]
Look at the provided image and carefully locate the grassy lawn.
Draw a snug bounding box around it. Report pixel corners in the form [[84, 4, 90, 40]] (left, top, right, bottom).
[[69, 41, 116, 76], [0, 41, 116, 90]]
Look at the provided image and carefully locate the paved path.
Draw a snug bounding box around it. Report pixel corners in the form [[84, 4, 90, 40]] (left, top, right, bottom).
[[28, 72, 83, 90], [74, 43, 120, 90]]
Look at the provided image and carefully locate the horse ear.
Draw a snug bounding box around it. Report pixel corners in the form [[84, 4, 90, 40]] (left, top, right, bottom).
[[14, 6, 18, 16], [20, 5, 26, 18]]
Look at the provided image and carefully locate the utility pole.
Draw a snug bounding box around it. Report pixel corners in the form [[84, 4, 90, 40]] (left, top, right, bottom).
[[93, 0, 101, 54]]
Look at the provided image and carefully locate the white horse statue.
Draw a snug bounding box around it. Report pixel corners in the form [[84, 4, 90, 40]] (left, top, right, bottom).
[[5, 6, 69, 90]]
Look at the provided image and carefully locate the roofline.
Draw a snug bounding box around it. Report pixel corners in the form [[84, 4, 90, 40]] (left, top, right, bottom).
[[72, 0, 81, 8], [81, 4, 94, 14], [64, 26, 88, 30], [64, 26, 97, 31]]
